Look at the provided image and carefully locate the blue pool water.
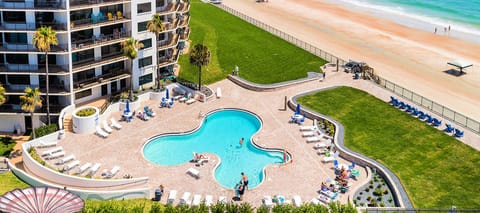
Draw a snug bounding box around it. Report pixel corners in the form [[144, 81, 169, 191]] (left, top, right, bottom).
[[143, 109, 285, 189]]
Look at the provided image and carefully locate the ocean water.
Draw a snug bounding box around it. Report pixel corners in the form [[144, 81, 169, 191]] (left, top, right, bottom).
[[328, 0, 480, 43]]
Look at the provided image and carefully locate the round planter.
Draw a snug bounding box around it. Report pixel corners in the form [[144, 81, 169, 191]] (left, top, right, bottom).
[[72, 106, 99, 134], [119, 99, 141, 112]]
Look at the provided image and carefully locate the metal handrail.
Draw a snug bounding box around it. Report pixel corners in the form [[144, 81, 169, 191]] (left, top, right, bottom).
[[0, 0, 66, 9], [0, 22, 68, 31]]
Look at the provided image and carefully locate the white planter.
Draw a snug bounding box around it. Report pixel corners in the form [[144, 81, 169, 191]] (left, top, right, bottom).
[[72, 106, 100, 134], [119, 99, 141, 112]]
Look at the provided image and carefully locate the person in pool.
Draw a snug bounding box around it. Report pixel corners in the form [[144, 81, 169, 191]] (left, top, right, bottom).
[[239, 137, 244, 146], [241, 172, 248, 189]]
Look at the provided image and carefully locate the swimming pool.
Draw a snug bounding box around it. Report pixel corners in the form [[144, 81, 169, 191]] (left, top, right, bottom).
[[143, 109, 286, 189]]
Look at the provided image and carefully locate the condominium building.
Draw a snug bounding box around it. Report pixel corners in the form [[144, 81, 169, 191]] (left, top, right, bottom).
[[0, 0, 190, 132]]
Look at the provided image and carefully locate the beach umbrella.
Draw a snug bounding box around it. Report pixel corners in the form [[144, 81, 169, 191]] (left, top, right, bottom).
[[166, 89, 170, 99], [125, 100, 130, 113], [296, 104, 301, 114]]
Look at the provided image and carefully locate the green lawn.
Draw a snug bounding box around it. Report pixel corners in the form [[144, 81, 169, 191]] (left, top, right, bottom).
[[0, 171, 29, 195], [297, 86, 480, 208], [178, 0, 327, 85]]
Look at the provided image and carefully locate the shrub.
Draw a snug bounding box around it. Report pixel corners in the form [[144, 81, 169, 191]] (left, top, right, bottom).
[[380, 201, 386, 207], [366, 196, 372, 201], [0, 137, 16, 157], [76, 108, 96, 117], [28, 147, 45, 166], [30, 124, 58, 140], [384, 189, 389, 194], [357, 196, 361, 200], [369, 184, 373, 189], [373, 189, 383, 196]]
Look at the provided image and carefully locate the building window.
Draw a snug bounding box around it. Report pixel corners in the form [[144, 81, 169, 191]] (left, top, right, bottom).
[[8, 75, 30, 85], [137, 2, 151, 14], [75, 89, 92, 99], [3, 11, 26, 23], [138, 56, 152, 68], [5, 33, 27, 44], [139, 73, 153, 85], [6, 54, 28, 64], [138, 21, 148, 32], [140, 38, 152, 50]]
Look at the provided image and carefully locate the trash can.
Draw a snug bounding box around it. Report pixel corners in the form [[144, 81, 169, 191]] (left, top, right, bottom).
[[154, 189, 162, 201], [58, 129, 65, 140]]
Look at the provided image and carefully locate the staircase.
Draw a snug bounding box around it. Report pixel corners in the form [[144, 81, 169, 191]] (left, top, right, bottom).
[[63, 115, 73, 132]]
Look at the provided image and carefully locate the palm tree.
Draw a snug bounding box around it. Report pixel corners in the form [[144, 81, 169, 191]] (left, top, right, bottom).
[[147, 14, 166, 89], [121, 37, 144, 98], [20, 87, 42, 139], [189, 44, 211, 91], [32, 26, 58, 125], [0, 83, 6, 106]]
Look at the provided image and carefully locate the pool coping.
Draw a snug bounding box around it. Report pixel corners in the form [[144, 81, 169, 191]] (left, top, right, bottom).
[[140, 108, 292, 190], [289, 86, 414, 208]]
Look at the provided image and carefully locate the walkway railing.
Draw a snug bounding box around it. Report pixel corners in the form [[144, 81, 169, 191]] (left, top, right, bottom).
[[215, 3, 480, 135]]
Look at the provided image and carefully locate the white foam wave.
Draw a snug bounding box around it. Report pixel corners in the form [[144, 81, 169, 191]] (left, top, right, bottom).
[[331, 0, 480, 38]]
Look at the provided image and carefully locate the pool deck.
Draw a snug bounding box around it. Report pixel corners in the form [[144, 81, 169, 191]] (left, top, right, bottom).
[[36, 67, 479, 206]]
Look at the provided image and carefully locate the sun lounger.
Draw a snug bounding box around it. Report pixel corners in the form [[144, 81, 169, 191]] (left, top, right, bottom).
[[173, 95, 183, 100], [310, 198, 320, 205], [186, 98, 196, 105], [76, 162, 92, 174], [205, 195, 213, 206], [302, 131, 316, 137], [57, 154, 75, 165], [46, 151, 65, 160], [307, 136, 323, 143], [106, 166, 120, 178], [102, 121, 113, 133], [180, 192, 191, 205], [64, 160, 80, 171], [36, 140, 57, 148], [293, 195, 302, 207], [41, 146, 63, 156], [216, 87, 222, 98], [322, 156, 335, 163], [96, 127, 109, 138], [317, 194, 331, 204], [263, 196, 273, 207], [167, 190, 177, 204], [299, 125, 317, 131], [315, 139, 332, 149], [110, 118, 122, 129], [192, 194, 202, 206], [89, 163, 101, 176], [187, 167, 200, 178], [218, 196, 227, 204]]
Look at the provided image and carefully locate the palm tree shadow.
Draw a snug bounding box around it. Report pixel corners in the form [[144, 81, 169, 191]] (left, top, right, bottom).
[[443, 69, 466, 77]]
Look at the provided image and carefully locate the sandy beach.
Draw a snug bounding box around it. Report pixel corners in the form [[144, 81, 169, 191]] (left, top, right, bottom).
[[222, 0, 480, 121]]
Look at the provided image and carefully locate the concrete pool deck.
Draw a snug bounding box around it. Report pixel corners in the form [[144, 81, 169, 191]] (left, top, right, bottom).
[[27, 66, 479, 206]]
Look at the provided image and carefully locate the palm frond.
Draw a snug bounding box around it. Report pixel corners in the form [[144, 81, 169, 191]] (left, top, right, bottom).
[[147, 14, 166, 34], [32, 26, 58, 53], [20, 87, 42, 113]]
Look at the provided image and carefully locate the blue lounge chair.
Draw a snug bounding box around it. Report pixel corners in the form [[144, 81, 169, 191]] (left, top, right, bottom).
[[445, 124, 454, 133], [389, 96, 397, 104], [392, 100, 400, 107], [425, 115, 434, 123], [348, 161, 355, 171], [333, 160, 339, 171], [432, 118, 442, 127], [398, 102, 406, 109], [168, 98, 174, 108], [412, 108, 420, 116], [418, 112, 427, 120], [454, 129, 464, 138]]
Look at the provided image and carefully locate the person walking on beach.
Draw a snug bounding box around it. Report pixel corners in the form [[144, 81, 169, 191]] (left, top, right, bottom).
[[241, 172, 249, 189], [323, 71, 326, 81], [434, 27, 437, 34]]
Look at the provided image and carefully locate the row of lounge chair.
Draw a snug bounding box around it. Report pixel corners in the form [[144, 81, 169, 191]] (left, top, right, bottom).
[[263, 195, 303, 207], [166, 190, 226, 206], [389, 96, 464, 138], [96, 118, 123, 138]]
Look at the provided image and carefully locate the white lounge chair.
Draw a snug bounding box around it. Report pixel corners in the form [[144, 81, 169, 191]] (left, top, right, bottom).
[[186, 98, 196, 105], [106, 166, 120, 178], [263, 196, 273, 207], [205, 195, 213, 206], [216, 87, 222, 98], [57, 154, 75, 165], [192, 194, 202, 206], [110, 118, 122, 129], [302, 131, 316, 137], [36, 140, 57, 148], [76, 162, 92, 174], [315, 140, 332, 149], [96, 127, 109, 138], [46, 151, 65, 160], [167, 190, 177, 204], [187, 167, 200, 178], [300, 125, 317, 131], [103, 120, 113, 133], [322, 156, 335, 163], [310, 198, 320, 205], [89, 163, 101, 176], [41, 146, 63, 156], [64, 160, 80, 171], [306, 136, 323, 143], [180, 192, 191, 205], [218, 196, 227, 204], [293, 195, 302, 207]]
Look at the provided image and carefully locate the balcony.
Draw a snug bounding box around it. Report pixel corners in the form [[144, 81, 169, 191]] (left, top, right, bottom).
[[180, 28, 190, 40], [72, 51, 126, 72], [157, 49, 179, 67], [0, 63, 68, 75], [0, 42, 68, 53], [70, 0, 130, 10], [158, 34, 179, 50], [70, 13, 130, 32], [0, 104, 66, 114], [0, 22, 68, 32], [72, 30, 130, 51], [73, 69, 130, 91], [176, 1, 190, 13], [3, 84, 70, 94], [165, 19, 179, 31], [178, 15, 190, 27], [156, 2, 176, 14], [0, 0, 66, 10]]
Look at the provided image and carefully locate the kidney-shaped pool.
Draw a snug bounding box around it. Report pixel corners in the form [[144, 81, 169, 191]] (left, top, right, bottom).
[[143, 109, 286, 189]]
